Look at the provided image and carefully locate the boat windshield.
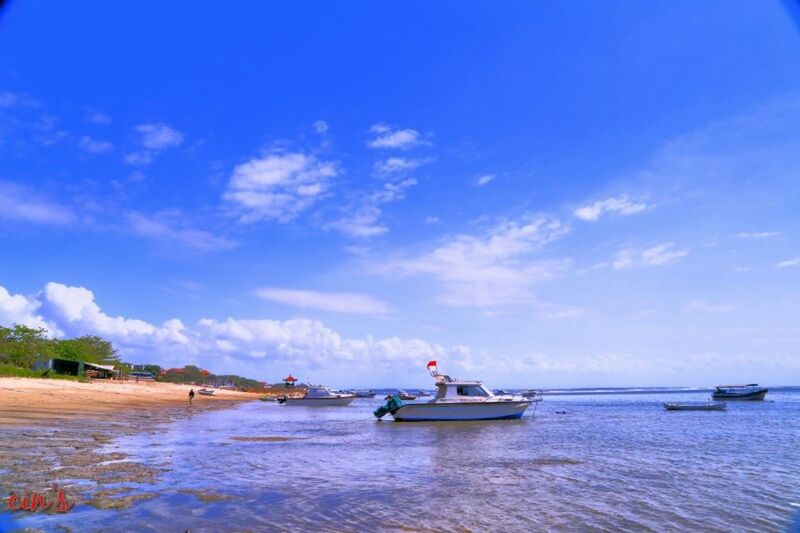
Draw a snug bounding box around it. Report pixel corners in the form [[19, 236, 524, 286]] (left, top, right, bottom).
[[456, 385, 491, 397]]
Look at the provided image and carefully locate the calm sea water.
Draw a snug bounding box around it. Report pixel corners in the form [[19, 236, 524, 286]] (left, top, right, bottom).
[[11, 388, 800, 532]]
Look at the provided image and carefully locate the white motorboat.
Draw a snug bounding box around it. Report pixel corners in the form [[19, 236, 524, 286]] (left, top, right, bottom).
[[278, 385, 355, 406], [374, 361, 536, 421]]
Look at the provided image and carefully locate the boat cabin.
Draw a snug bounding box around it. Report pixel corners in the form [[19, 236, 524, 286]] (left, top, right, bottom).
[[434, 379, 494, 400], [305, 386, 339, 398], [714, 383, 760, 393]]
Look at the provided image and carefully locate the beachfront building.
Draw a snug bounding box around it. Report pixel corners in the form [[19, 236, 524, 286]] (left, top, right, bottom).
[[35, 358, 119, 379]]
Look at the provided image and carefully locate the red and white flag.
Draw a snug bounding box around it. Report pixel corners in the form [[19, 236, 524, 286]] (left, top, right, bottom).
[[427, 360, 437, 371]]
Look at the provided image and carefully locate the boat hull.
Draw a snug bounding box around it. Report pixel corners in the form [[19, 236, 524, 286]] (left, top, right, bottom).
[[282, 396, 355, 406], [664, 403, 726, 411], [391, 401, 531, 421], [711, 389, 768, 401]]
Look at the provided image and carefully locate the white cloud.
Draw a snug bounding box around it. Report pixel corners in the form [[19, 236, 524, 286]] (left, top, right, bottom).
[[123, 123, 183, 165], [641, 242, 689, 266], [425, 215, 440, 225], [225, 151, 339, 223], [0, 286, 53, 333], [368, 123, 425, 149], [0, 282, 459, 376], [0, 91, 38, 108], [136, 123, 183, 150], [381, 215, 570, 307], [737, 231, 780, 239], [612, 242, 689, 270], [329, 206, 388, 238], [475, 174, 496, 186], [255, 287, 393, 315], [776, 257, 800, 268], [574, 195, 649, 222], [126, 211, 237, 252], [0, 181, 74, 225], [313, 120, 329, 134], [78, 135, 113, 154], [86, 112, 111, 124], [684, 301, 735, 314], [374, 157, 430, 174], [329, 178, 417, 238], [124, 151, 155, 165]]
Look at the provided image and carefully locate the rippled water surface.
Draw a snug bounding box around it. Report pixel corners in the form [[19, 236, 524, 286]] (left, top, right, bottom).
[[14, 388, 800, 532]]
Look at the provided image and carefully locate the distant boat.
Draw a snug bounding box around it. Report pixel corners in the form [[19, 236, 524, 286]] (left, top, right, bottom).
[[197, 388, 215, 396], [398, 390, 417, 400], [664, 402, 726, 411], [354, 390, 376, 398], [278, 385, 355, 406], [712, 384, 768, 401], [417, 390, 431, 397], [522, 389, 544, 401]]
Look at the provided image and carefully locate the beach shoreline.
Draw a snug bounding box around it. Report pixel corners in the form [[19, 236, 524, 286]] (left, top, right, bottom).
[[0, 377, 269, 521], [0, 377, 264, 427]]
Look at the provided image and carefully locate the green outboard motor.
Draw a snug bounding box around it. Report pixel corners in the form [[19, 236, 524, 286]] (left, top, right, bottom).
[[373, 395, 404, 419]]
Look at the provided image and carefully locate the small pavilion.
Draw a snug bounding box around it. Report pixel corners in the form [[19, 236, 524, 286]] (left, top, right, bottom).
[[283, 374, 298, 388]]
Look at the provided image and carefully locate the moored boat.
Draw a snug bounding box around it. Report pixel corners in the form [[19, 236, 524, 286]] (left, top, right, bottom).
[[664, 402, 726, 411], [198, 388, 215, 396], [354, 390, 376, 398], [375, 361, 537, 422], [278, 385, 355, 406], [398, 390, 417, 400], [711, 384, 768, 401]]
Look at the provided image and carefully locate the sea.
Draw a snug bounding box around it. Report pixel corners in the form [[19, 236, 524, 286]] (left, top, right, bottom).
[[6, 387, 800, 532]]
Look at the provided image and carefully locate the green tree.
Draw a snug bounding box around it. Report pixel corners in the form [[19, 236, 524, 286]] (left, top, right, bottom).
[[0, 324, 53, 369], [52, 335, 119, 365]]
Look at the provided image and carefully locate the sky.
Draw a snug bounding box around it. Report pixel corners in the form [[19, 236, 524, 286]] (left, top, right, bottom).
[[0, 1, 798, 388]]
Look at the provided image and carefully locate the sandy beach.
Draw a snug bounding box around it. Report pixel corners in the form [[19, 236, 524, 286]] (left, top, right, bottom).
[[0, 377, 260, 426]]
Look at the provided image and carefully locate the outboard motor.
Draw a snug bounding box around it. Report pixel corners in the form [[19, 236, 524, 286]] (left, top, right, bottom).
[[373, 395, 404, 419]]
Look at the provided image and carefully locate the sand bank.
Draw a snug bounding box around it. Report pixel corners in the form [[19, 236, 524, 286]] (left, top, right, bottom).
[[0, 377, 260, 426]]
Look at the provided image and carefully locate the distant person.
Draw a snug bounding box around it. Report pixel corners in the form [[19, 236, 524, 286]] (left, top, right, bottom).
[[189, 388, 195, 405]]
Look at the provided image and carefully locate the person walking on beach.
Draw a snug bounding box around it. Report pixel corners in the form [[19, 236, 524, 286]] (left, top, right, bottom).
[[189, 388, 195, 405]]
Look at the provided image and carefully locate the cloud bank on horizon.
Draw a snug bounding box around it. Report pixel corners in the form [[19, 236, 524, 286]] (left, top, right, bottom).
[[0, 1, 798, 387]]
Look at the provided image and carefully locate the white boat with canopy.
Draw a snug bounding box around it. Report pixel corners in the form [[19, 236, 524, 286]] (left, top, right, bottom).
[[374, 361, 537, 421], [278, 385, 355, 406]]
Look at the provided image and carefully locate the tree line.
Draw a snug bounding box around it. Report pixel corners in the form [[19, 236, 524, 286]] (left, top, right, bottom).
[[0, 324, 118, 369], [0, 323, 267, 391]]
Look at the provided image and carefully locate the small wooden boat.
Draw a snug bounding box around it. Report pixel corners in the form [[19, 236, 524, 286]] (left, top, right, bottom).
[[663, 402, 726, 411], [197, 388, 215, 396]]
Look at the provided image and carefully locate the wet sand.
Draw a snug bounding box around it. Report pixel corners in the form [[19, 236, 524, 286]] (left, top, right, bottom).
[[0, 378, 268, 518]]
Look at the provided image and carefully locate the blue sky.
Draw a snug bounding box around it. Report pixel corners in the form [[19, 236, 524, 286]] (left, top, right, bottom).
[[0, 1, 798, 388]]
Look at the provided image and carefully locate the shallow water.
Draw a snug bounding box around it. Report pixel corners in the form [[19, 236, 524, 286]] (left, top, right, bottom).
[[8, 388, 800, 532]]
